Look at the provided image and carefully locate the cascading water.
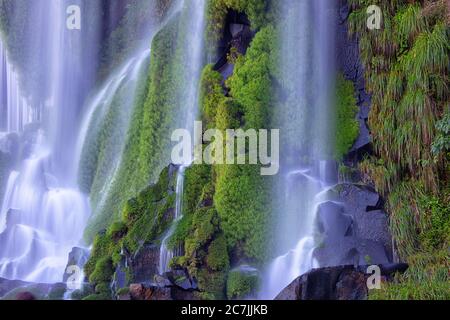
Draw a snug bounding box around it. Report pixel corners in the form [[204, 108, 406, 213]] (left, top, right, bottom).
[[0, 0, 100, 283], [159, 166, 186, 274], [158, 0, 206, 274], [261, 0, 337, 299], [76, 49, 151, 216], [0, 40, 35, 133]]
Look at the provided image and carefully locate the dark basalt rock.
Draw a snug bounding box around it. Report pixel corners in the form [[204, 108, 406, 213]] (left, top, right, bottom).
[[275, 264, 408, 300], [63, 247, 90, 283], [130, 244, 160, 283], [336, 0, 372, 161], [314, 183, 392, 267], [16, 291, 36, 300], [129, 283, 172, 301], [0, 277, 67, 300], [165, 270, 198, 291], [0, 278, 29, 298], [125, 268, 199, 300], [214, 10, 254, 83], [128, 281, 199, 301]]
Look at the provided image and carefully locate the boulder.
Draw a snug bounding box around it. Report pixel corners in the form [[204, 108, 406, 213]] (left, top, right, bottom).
[[314, 184, 392, 267], [165, 269, 197, 291], [275, 264, 408, 300], [0, 277, 67, 300], [16, 292, 36, 300], [63, 247, 90, 283], [129, 283, 172, 300], [129, 282, 198, 301]]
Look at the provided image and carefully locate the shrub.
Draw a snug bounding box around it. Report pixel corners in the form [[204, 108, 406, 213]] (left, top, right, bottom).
[[226, 269, 259, 300]]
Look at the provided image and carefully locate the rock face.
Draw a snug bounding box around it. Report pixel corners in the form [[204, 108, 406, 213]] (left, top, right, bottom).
[[313, 183, 392, 267], [214, 10, 254, 81], [130, 244, 161, 283], [336, 0, 372, 161], [124, 269, 198, 301], [63, 247, 90, 283], [275, 264, 408, 300]]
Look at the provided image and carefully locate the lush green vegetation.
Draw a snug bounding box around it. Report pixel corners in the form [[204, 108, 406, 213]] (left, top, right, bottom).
[[349, 0, 449, 299], [163, 22, 279, 298], [226, 269, 259, 299], [335, 74, 360, 160], [205, 0, 273, 53], [84, 166, 177, 300], [83, 9, 192, 240]]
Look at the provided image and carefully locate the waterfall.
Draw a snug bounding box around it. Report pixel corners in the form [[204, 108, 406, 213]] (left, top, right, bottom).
[[0, 0, 100, 283], [261, 0, 337, 299], [159, 166, 186, 274], [75, 49, 151, 210], [0, 40, 35, 133], [158, 0, 206, 274]]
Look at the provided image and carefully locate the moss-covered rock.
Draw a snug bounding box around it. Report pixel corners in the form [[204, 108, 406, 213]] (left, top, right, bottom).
[[335, 74, 360, 160], [84, 165, 178, 296]]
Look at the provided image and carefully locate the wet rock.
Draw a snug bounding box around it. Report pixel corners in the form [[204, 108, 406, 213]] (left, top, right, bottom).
[[314, 183, 391, 267], [336, 0, 373, 160], [111, 254, 128, 293], [63, 247, 89, 283], [0, 277, 67, 300], [276, 264, 408, 300], [315, 160, 338, 184], [317, 201, 351, 237], [129, 283, 172, 301], [16, 292, 36, 300], [153, 274, 172, 287], [130, 244, 160, 283], [166, 269, 198, 291], [0, 278, 29, 298]]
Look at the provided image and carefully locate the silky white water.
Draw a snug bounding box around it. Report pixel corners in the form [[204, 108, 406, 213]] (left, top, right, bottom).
[[77, 49, 151, 216], [0, 40, 35, 133], [261, 0, 337, 299], [158, 0, 206, 274], [0, 0, 100, 283], [159, 166, 186, 274]]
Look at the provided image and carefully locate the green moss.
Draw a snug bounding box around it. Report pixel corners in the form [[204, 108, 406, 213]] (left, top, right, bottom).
[[82, 293, 111, 301], [226, 269, 259, 300], [197, 268, 227, 300], [334, 74, 360, 160], [95, 283, 111, 295], [84, 165, 177, 289], [116, 287, 130, 296], [206, 234, 230, 271], [85, 2, 206, 240], [89, 257, 114, 284], [226, 25, 277, 130], [200, 65, 225, 128]]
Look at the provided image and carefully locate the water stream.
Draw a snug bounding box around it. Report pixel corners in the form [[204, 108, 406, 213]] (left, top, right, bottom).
[[260, 0, 337, 299]]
